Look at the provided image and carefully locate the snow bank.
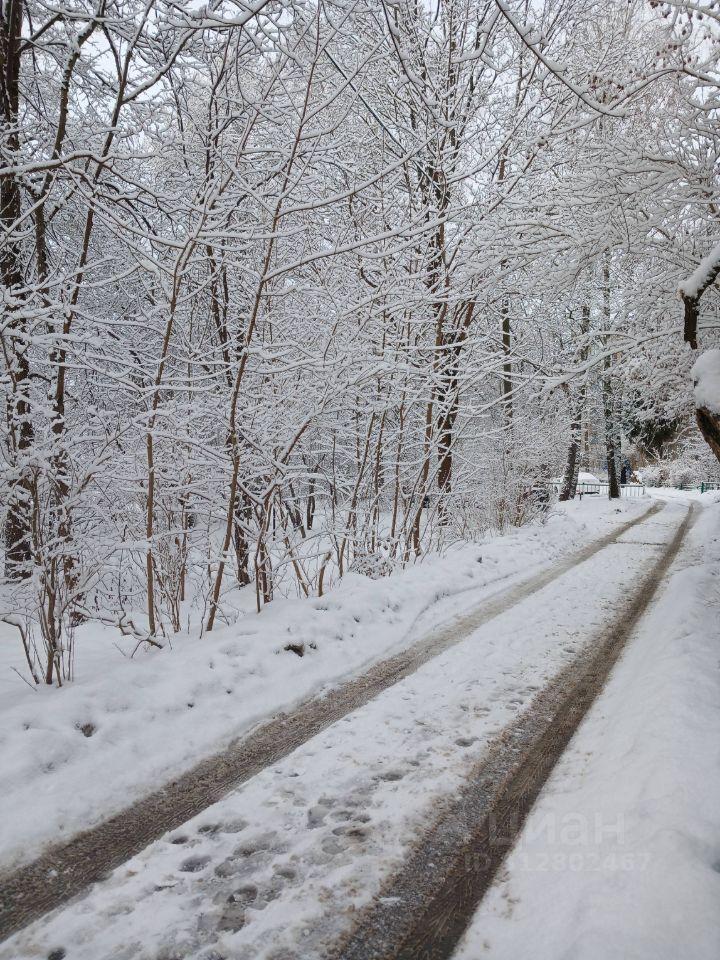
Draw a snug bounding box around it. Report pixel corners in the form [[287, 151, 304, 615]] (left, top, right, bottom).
[[455, 502, 720, 960], [692, 348, 720, 414], [0, 498, 647, 871]]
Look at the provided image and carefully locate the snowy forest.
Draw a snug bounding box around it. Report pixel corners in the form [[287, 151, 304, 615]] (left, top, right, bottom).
[[2, 0, 720, 686]]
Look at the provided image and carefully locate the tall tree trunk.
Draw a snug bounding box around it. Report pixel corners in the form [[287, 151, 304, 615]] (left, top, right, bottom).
[[559, 416, 581, 502], [602, 259, 620, 499], [603, 364, 621, 499], [501, 294, 513, 429], [559, 305, 590, 502], [233, 492, 252, 587], [437, 303, 475, 513], [498, 146, 513, 434], [306, 467, 317, 532], [696, 406, 720, 464], [1, 0, 34, 579], [678, 241, 720, 467], [436, 402, 457, 501]]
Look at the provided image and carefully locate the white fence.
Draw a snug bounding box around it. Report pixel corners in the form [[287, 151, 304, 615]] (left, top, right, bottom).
[[551, 481, 646, 498]]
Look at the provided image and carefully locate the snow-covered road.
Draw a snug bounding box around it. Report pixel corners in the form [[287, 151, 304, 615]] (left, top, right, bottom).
[[0, 499, 708, 960], [454, 496, 720, 960], [0, 499, 650, 875]]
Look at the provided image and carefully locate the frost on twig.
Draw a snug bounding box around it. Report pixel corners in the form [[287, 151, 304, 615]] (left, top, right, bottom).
[[75, 609, 165, 656]]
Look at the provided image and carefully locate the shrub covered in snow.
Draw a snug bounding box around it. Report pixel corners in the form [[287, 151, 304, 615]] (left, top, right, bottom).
[[639, 433, 720, 488], [348, 543, 395, 579]]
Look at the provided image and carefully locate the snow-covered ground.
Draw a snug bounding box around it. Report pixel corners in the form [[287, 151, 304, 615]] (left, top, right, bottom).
[[646, 485, 713, 502], [0, 498, 651, 871], [0, 499, 698, 960], [454, 494, 720, 960]]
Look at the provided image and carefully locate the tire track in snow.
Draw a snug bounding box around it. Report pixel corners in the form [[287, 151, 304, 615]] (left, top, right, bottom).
[[0, 501, 663, 943], [331, 502, 694, 960]]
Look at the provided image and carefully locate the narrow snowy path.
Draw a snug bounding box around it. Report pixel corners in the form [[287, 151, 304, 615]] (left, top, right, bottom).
[[0, 501, 691, 960]]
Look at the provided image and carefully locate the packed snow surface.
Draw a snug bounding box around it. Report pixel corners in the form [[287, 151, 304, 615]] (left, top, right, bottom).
[[455, 495, 720, 960], [1, 499, 700, 960], [0, 499, 649, 871]]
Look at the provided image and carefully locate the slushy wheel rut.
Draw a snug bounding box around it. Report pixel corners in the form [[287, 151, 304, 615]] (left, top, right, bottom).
[[331, 503, 693, 960], [0, 503, 663, 943]]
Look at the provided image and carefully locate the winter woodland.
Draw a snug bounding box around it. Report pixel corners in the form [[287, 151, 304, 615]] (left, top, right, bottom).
[[2, 0, 720, 685]]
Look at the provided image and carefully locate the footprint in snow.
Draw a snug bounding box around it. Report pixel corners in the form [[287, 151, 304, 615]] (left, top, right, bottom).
[[233, 833, 275, 858], [198, 819, 248, 837], [330, 808, 370, 823], [375, 769, 405, 782], [307, 803, 331, 828], [455, 736, 477, 747], [332, 824, 369, 841], [321, 835, 347, 856], [198, 823, 221, 836], [180, 855, 211, 873]]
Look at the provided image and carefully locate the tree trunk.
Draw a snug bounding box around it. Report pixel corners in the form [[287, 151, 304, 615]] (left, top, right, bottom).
[[559, 305, 590, 502], [604, 423, 621, 497], [603, 368, 621, 499], [696, 407, 720, 464], [1, 0, 34, 579], [306, 469, 317, 532], [558, 416, 580, 502], [233, 492, 252, 587], [678, 242, 720, 467], [601, 260, 620, 499], [501, 295, 513, 428]]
